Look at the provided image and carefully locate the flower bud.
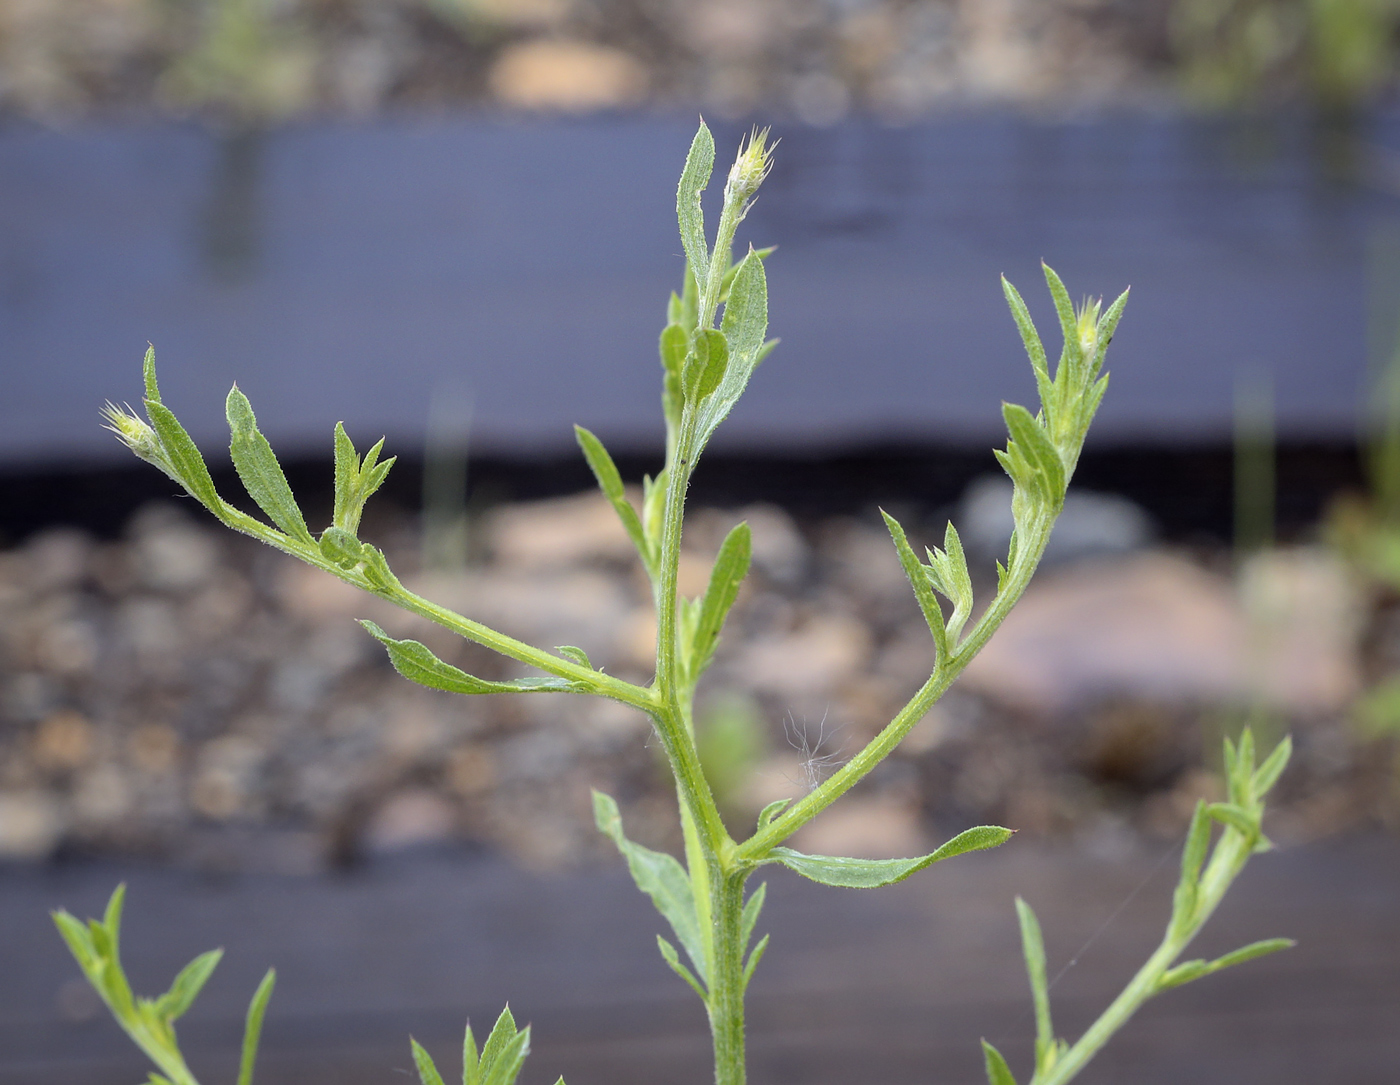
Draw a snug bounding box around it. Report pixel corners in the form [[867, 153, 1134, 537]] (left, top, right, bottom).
[[724, 127, 775, 211]]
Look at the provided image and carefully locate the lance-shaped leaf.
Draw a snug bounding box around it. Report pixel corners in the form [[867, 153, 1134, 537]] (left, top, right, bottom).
[[1157, 938, 1294, 992], [1252, 735, 1292, 798], [926, 520, 974, 642], [756, 798, 789, 832], [689, 521, 751, 678], [360, 622, 584, 695], [237, 969, 275, 1085], [154, 949, 222, 1021], [768, 825, 1013, 889], [593, 790, 707, 982], [882, 510, 947, 658], [144, 400, 223, 515], [695, 248, 770, 448], [743, 934, 769, 990], [480, 1019, 530, 1085], [412, 1039, 448, 1085], [684, 328, 728, 402], [575, 426, 651, 566], [677, 123, 715, 288], [982, 1040, 1018, 1085], [1205, 802, 1257, 838], [740, 881, 766, 952], [658, 936, 707, 1000], [227, 386, 315, 545], [1015, 898, 1055, 1071], [1002, 403, 1066, 504], [1002, 277, 1053, 413]]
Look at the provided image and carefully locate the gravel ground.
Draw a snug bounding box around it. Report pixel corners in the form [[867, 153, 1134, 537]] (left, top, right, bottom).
[[0, 485, 1394, 874], [0, 0, 1175, 123]]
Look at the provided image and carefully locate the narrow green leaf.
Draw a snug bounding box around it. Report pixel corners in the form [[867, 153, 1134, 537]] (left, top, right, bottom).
[[1180, 800, 1212, 889], [1090, 287, 1130, 380], [742, 933, 769, 989], [227, 386, 314, 545], [1208, 937, 1295, 972], [52, 911, 97, 974], [1002, 277, 1052, 410], [982, 1039, 1018, 1085], [158, 949, 222, 1021], [882, 510, 948, 658], [360, 622, 583, 695], [102, 884, 125, 952], [463, 1021, 480, 1085], [333, 422, 358, 530], [1234, 728, 1257, 800], [657, 936, 708, 1001], [1015, 898, 1053, 1065], [142, 345, 162, 404], [1002, 403, 1065, 501], [695, 250, 769, 448], [769, 825, 1014, 889], [144, 401, 223, 514], [719, 244, 775, 301], [940, 521, 974, 640], [237, 969, 276, 1085], [574, 426, 650, 563], [677, 123, 715, 288], [1252, 736, 1292, 798], [720, 248, 768, 362], [740, 882, 766, 951], [690, 521, 751, 677], [1206, 802, 1257, 838], [1042, 263, 1080, 375], [1157, 958, 1210, 991], [592, 790, 706, 981], [756, 798, 789, 832], [480, 1027, 530, 1085], [412, 1039, 449, 1085], [479, 1006, 518, 1073], [556, 645, 591, 669]]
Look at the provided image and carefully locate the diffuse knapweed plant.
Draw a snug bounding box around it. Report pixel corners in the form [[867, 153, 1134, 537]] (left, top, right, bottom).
[[62, 123, 1294, 1085]]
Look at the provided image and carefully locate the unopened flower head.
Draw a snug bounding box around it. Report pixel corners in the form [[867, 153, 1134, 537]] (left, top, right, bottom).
[[1076, 296, 1102, 359], [725, 127, 776, 212], [102, 402, 173, 477]]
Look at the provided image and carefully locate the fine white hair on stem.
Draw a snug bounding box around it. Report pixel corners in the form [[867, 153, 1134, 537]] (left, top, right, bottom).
[[782, 708, 845, 793]]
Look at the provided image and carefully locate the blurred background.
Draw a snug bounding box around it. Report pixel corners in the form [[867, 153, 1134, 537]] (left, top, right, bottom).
[[3, 1, 1400, 1082]]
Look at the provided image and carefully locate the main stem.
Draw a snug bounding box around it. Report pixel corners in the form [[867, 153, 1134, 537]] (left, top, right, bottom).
[[707, 872, 748, 1085]]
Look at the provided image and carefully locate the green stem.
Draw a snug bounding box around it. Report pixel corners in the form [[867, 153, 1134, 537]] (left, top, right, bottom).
[[1035, 830, 1255, 1085], [737, 506, 1058, 862], [706, 872, 748, 1085]]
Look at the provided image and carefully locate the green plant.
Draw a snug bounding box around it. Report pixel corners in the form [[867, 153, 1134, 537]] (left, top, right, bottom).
[[70, 122, 1294, 1085]]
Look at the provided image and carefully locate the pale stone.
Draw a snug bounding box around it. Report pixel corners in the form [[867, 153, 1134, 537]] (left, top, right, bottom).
[[31, 710, 93, 771], [960, 552, 1243, 713], [0, 790, 64, 859], [129, 505, 220, 591], [488, 40, 647, 113], [72, 764, 133, 825], [365, 789, 457, 851], [740, 613, 872, 697], [486, 490, 637, 569], [959, 548, 1361, 716]]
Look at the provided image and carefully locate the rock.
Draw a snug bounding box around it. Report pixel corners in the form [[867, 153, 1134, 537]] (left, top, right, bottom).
[[740, 612, 872, 698], [0, 790, 65, 859], [72, 765, 134, 826], [31, 710, 93, 772], [364, 789, 457, 852], [956, 475, 1153, 565], [190, 736, 266, 820], [22, 528, 92, 594], [488, 40, 648, 112], [129, 504, 220, 592], [960, 548, 1359, 716], [960, 552, 1241, 713], [486, 490, 637, 569]]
